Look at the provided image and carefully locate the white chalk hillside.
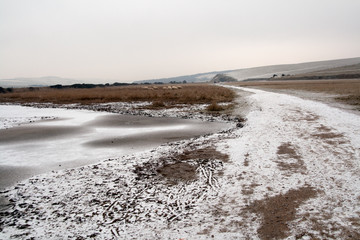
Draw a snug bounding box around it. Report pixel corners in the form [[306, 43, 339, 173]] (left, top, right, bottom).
[[135, 57, 360, 84]]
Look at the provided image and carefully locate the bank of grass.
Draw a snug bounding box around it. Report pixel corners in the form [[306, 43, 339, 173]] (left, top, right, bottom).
[[228, 79, 360, 107], [0, 84, 235, 106]]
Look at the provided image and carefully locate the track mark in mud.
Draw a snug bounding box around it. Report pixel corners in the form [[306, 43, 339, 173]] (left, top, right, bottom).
[[245, 186, 317, 240], [312, 132, 345, 140], [316, 124, 332, 132], [312, 124, 348, 147], [244, 153, 250, 166], [276, 143, 306, 175], [289, 109, 320, 122]]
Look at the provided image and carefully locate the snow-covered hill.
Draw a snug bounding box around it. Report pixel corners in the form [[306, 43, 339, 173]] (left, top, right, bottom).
[[2, 57, 360, 87], [135, 57, 360, 84]]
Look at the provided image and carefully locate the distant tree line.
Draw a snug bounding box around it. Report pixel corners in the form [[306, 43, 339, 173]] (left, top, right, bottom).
[[142, 80, 187, 84], [0, 87, 13, 93], [49, 82, 139, 89]]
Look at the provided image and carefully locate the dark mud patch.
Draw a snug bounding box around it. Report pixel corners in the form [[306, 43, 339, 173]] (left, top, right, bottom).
[[175, 146, 230, 163], [276, 143, 306, 175], [246, 186, 317, 240], [336, 94, 360, 107], [134, 146, 228, 183], [157, 162, 197, 182], [277, 143, 299, 157]]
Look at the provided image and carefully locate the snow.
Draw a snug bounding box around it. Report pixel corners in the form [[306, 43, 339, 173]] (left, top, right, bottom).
[[1, 87, 360, 239]]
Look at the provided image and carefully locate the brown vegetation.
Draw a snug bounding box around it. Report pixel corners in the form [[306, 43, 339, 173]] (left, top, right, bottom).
[[207, 102, 225, 112], [0, 84, 235, 105]]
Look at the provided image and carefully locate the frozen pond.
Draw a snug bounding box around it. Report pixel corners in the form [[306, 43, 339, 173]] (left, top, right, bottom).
[[0, 105, 231, 188]]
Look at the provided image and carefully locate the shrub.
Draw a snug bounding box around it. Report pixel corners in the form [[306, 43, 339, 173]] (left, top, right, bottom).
[[151, 101, 166, 108], [207, 102, 224, 111]]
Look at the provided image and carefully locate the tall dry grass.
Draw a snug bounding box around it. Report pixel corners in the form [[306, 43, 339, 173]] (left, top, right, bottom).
[[0, 84, 235, 105]]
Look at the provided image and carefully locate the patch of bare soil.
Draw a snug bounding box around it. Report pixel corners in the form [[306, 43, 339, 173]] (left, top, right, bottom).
[[277, 143, 299, 156], [157, 162, 196, 182], [176, 146, 230, 163], [276, 143, 306, 175], [312, 132, 344, 139], [134, 146, 229, 184], [246, 186, 317, 240], [312, 125, 347, 146], [337, 94, 360, 104], [316, 124, 332, 132]]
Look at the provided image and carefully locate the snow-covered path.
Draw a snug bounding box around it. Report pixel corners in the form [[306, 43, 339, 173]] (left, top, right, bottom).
[[214, 86, 360, 239], [1, 87, 360, 239]]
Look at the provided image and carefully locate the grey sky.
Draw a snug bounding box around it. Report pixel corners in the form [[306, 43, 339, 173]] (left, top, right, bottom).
[[1, 0, 360, 82]]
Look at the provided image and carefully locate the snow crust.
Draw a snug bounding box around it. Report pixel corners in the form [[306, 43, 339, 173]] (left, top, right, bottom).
[[1, 87, 360, 239]]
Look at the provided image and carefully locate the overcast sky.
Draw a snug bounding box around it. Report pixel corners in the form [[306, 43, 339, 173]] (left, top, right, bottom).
[[1, 0, 360, 82]]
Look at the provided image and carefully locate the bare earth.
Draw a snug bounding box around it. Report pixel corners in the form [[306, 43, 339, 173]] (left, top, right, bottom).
[[1, 85, 360, 239]]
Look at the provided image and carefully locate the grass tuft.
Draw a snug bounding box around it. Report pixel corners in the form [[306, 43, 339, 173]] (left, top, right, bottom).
[[150, 101, 166, 108], [207, 102, 224, 112]]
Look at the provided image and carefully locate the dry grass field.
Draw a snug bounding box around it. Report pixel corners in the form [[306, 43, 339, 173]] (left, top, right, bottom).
[[229, 79, 360, 107], [0, 84, 235, 106]]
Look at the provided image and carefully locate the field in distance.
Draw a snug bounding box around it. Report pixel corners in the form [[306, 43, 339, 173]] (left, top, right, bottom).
[[0, 84, 235, 107], [229, 79, 360, 109]]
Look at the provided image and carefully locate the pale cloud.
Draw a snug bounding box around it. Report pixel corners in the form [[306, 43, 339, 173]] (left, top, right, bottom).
[[1, 0, 360, 81]]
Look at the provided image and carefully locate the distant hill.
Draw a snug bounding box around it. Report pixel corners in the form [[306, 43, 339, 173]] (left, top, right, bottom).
[[133, 70, 230, 85], [227, 58, 360, 81], [134, 57, 360, 84], [210, 74, 237, 83], [274, 63, 360, 80], [0, 76, 78, 88], [2, 57, 360, 87]]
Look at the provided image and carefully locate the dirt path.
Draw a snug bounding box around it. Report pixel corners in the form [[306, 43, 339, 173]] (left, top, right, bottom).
[[1, 87, 360, 239]]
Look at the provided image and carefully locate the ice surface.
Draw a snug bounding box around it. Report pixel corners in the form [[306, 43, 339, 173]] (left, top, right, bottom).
[[0, 104, 230, 188]]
